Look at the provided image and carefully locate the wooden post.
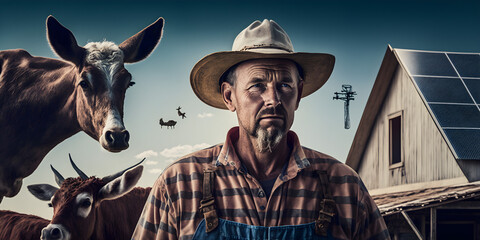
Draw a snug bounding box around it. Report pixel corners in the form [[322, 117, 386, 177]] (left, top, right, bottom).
[[430, 207, 437, 240], [420, 215, 426, 238], [401, 211, 424, 240]]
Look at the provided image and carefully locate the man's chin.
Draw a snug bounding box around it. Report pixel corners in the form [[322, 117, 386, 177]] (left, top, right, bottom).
[[255, 127, 285, 153]]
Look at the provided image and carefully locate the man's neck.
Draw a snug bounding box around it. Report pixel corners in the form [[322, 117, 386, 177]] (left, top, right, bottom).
[[234, 128, 291, 181]]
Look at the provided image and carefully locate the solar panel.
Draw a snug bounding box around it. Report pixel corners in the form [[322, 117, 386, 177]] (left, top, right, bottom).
[[447, 53, 480, 78], [414, 76, 473, 103], [395, 50, 457, 77], [444, 129, 480, 160], [395, 49, 480, 160], [464, 79, 480, 103], [429, 104, 480, 128]]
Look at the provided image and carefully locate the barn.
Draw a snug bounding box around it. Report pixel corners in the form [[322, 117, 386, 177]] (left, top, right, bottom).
[[346, 46, 480, 240]]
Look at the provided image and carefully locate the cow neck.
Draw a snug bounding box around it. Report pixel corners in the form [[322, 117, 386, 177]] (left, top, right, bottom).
[[92, 187, 151, 239], [3, 62, 80, 181]]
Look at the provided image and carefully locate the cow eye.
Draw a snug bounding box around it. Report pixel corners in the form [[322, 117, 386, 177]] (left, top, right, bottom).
[[48, 203, 53, 207], [79, 80, 89, 89], [81, 199, 92, 207]]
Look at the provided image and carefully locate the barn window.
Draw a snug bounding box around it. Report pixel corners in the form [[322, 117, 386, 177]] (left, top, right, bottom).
[[389, 111, 403, 168]]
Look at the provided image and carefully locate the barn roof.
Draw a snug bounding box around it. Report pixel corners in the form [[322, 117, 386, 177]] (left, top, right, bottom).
[[346, 46, 480, 174], [372, 182, 480, 216]]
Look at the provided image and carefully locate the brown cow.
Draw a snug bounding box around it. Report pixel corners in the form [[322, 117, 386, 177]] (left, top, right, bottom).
[[0, 210, 49, 240], [0, 15, 163, 202], [28, 155, 151, 240]]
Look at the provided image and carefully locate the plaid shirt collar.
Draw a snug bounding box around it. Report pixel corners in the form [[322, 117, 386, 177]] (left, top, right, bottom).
[[215, 127, 311, 181]]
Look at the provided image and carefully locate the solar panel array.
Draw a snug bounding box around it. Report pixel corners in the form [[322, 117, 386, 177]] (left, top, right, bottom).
[[395, 49, 480, 160]]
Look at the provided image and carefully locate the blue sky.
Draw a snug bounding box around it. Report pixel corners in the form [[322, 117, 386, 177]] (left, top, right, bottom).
[[1, 0, 480, 218]]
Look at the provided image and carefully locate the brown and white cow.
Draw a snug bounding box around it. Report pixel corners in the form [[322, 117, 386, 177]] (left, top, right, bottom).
[[28, 155, 151, 240], [0, 15, 163, 202], [0, 210, 50, 240]]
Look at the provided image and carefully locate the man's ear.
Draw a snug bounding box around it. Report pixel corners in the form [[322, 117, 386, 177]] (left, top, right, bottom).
[[295, 80, 304, 110], [221, 82, 236, 112]]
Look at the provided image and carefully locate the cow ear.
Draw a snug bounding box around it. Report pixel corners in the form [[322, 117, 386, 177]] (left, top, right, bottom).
[[119, 17, 164, 63], [98, 165, 143, 201], [46, 15, 86, 66], [27, 184, 59, 201]]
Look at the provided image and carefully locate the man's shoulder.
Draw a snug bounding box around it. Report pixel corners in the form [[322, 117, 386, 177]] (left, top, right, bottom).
[[158, 143, 222, 180], [301, 146, 359, 177]]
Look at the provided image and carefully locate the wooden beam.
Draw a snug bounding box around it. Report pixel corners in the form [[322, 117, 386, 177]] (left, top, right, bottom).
[[437, 200, 480, 209], [401, 211, 424, 240], [430, 207, 437, 240], [369, 177, 468, 195]]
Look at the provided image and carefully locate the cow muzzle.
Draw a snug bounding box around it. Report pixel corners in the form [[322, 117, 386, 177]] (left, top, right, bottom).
[[100, 128, 130, 152], [41, 224, 70, 240]]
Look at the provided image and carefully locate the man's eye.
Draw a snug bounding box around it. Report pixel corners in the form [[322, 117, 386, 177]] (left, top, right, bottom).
[[250, 83, 264, 89], [281, 83, 292, 88]]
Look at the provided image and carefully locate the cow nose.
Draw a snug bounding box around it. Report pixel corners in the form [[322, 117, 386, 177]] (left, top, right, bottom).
[[51, 227, 61, 238], [41, 225, 65, 240], [104, 129, 129, 151]]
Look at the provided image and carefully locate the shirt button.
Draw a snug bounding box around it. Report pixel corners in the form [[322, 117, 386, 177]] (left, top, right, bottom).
[[260, 206, 266, 210], [258, 191, 265, 198], [230, 162, 236, 166]]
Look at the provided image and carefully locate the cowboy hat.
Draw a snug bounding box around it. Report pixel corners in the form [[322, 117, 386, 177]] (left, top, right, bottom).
[[190, 19, 335, 109]]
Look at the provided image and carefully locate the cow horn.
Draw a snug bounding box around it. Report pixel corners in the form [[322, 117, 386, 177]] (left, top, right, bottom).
[[50, 164, 65, 186], [69, 153, 89, 180], [102, 158, 146, 184]]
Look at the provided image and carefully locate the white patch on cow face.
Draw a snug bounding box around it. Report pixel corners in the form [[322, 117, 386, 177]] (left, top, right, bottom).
[[85, 41, 126, 128], [84, 41, 124, 96], [75, 192, 93, 218], [41, 224, 71, 240], [102, 109, 124, 133]]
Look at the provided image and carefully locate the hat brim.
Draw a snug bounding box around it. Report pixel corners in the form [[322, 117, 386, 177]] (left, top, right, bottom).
[[190, 51, 335, 109]]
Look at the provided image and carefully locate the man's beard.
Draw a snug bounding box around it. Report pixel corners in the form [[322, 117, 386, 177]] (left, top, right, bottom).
[[255, 127, 285, 153], [252, 106, 287, 153]]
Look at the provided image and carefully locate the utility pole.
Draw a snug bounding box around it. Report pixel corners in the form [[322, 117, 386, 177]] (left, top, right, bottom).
[[333, 84, 356, 129]]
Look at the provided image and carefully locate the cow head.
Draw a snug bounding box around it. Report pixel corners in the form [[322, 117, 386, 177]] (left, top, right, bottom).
[[28, 155, 144, 240], [46, 15, 164, 152]]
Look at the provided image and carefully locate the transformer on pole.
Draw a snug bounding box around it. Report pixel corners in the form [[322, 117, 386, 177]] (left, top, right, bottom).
[[333, 84, 357, 129]]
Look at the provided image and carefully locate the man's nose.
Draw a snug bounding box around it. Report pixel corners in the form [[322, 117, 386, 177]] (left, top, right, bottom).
[[263, 87, 281, 107]]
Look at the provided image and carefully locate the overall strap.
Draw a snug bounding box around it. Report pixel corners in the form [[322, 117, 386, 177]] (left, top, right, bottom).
[[315, 170, 336, 237], [199, 167, 219, 232]]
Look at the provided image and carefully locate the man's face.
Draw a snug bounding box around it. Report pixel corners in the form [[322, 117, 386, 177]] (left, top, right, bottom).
[[222, 59, 303, 152]]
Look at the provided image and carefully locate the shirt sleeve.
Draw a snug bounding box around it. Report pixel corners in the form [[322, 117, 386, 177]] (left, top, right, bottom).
[[354, 181, 391, 240], [132, 177, 178, 240]]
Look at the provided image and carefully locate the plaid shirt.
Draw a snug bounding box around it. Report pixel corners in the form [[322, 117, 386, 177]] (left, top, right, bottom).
[[132, 127, 389, 240]]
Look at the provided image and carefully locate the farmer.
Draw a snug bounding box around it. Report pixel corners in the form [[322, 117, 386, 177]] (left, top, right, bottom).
[[133, 19, 389, 240]]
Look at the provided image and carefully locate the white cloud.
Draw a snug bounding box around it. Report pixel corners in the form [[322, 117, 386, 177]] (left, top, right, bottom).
[[145, 160, 158, 165], [198, 113, 213, 118], [148, 168, 164, 174], [160, 143, 211, 158], [135, 150, 158, 159]]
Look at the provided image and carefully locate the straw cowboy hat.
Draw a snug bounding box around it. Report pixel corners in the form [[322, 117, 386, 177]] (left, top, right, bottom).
[[190, 19, 335, 109]]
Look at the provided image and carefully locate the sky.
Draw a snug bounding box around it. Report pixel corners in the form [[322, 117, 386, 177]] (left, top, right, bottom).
[[1, 0, 480, 219]]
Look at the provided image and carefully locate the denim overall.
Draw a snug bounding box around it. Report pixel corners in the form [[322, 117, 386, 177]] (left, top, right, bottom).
[[191, 168, 336, 240]]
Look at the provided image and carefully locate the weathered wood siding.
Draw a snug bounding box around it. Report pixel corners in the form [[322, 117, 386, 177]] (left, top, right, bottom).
[[357, 66, 464, 190]]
